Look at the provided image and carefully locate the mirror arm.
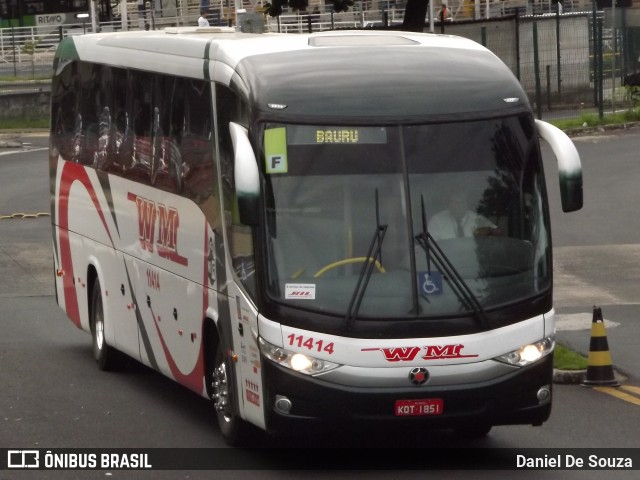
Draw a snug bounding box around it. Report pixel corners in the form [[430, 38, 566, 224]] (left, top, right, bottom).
[[535, 119, 583, 212], [229, 122, 261, 225]]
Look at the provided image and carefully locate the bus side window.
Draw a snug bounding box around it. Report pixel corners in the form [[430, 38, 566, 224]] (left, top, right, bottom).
[[151, 74, 181, 194], [167, 77, 185, 194], [75, 62, 100, 166], [95, 66, 114, 171], [100, 67, 132, 175], [181, 79, 214, 202], [125, 71, 154, 185], [50, 62, 76, 161]]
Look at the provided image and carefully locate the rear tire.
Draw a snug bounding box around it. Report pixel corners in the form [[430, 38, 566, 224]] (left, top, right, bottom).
[[90, 278, 118, 371]]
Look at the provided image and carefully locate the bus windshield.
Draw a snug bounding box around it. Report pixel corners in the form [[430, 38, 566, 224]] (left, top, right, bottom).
[[261, 116, 550, 319]]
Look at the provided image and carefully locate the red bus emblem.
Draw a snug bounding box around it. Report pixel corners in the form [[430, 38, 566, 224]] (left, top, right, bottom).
[[128, 192, 188, 266], [362, 344, 478, 362]]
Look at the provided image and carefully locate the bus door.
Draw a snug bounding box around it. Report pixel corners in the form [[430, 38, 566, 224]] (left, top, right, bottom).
[[227, 257, 266, 429]]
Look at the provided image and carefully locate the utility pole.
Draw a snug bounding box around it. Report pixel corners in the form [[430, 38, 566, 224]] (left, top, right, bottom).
[[90, 0, 98, 32], [120, 0, 129, 30]]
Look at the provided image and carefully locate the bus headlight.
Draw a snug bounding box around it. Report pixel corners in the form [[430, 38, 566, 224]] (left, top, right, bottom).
[[258, 338, 340, 375], [494, 336, 555, 367]]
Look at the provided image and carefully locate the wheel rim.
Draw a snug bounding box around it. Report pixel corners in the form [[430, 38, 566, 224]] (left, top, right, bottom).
[[93, 294, 105, 355], [95, 315, 104, 351], [211, 361, 233, 425]]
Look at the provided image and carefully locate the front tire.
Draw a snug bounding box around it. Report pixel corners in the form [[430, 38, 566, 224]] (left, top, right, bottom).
[[90, 278, 118, 371], [209, 332, 253, 445]]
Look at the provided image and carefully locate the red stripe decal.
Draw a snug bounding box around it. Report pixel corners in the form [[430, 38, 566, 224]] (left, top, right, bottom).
[[146, 223, 210, 395], [149, 306, 205, 394], [58, 161, 114, 327]]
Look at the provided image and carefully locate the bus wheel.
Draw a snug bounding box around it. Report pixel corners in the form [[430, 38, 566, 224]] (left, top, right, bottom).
[[211, 338, 251, 445], [90, 279, 117, 371]]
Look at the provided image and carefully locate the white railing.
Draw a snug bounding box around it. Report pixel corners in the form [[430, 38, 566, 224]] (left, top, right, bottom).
[[0, 26, 61, 77], [265, 9, 406, 33]]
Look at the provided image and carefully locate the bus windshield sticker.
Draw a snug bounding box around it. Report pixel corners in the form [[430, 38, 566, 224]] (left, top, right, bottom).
[[264, 127, 288, 174], [285, 283, 316, 300], [418, 271, 443, 296], [287, 126, 387, 145]]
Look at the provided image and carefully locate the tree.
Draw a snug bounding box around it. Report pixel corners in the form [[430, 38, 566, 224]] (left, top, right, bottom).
[[264, 0, 354, 17], [402, 0, 429, 32]]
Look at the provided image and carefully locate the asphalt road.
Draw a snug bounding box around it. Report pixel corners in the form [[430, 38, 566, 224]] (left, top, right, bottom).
[[0, 130, 639, 479]]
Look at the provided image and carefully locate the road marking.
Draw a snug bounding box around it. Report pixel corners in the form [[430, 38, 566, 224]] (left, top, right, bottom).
[[620, 385, 640, 396], [0, 212, 50, 220], [555, 312, 620, 331], [0, 147, 48, 156], [594, 386, 640, 407]]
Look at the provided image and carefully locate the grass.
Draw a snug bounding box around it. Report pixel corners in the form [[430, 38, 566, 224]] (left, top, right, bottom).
[[0, 116, 49, 130], [0, 75, 51, 82], [554, 343, 589, 371], [550, 109, 640, 131]]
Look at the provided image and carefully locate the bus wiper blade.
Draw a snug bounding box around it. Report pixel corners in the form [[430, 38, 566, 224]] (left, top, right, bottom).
[[416, 196, 489, 330], [345, 190, 387, 329], [415, 232, 489, 330]]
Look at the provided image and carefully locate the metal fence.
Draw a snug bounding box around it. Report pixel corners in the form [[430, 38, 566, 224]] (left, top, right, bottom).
[[1, 5, 639, 124], [436, 10, 640, 123]]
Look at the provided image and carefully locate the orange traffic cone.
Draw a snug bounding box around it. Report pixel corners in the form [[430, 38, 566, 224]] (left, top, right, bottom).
[[581, 306, 620, 387]]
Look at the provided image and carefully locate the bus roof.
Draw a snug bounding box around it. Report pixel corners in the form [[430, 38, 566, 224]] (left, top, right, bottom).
[[55, 28, 530, 121]]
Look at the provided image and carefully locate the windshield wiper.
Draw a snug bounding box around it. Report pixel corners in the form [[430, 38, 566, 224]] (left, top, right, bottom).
[[345, 190, 387, 330], [415, 195, 490, 330]]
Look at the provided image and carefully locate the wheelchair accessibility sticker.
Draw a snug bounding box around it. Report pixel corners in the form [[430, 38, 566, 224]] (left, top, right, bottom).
[[418, 271, 443, 296]]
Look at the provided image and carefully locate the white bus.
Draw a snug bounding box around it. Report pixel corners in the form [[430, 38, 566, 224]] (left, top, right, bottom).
[[50, 27, 583, 444]]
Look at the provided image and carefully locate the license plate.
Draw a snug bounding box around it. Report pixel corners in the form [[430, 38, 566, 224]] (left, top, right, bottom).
[[395, 398, 443, 416]]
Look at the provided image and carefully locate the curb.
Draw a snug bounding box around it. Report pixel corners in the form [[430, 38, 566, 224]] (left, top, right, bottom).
[[0, 140, 24, 148], [0, 130, 49, 149], [565, 121, 640, 137], [553, 368, 586, 384], [553, 368, 628, 385]]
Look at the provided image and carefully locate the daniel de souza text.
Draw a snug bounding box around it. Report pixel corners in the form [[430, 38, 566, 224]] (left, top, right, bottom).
[[517, 454, 634, 469]]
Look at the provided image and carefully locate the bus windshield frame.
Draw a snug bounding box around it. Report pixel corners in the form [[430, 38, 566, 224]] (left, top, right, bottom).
[[254, 116, 552, 324]]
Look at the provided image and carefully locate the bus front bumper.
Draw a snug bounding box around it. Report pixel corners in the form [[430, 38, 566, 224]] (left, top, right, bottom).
[[261, 354, 553, 434]]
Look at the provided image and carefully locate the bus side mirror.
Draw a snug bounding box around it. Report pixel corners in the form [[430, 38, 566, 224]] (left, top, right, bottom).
[[535, 120, 583, 213], [229, 122, 260, 225]]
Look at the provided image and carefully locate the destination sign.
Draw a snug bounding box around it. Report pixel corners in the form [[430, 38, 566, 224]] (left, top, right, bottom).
[[287, 126, 387, 145]]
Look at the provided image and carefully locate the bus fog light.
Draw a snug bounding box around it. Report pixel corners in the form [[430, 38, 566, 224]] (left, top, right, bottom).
[[494, 335, 555, 367], [537, 386, 551, 404], [274, 395, 292, 414]]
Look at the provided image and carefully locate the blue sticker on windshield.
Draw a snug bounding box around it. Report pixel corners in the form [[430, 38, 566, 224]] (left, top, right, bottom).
[[418, 271, 443, 296]]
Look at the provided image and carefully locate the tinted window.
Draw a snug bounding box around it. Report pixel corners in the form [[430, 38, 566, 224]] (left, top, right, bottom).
[[51, 62, 218, 206]]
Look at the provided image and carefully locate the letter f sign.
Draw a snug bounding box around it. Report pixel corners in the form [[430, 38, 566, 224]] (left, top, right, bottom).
[[266, 154, 287, 174]]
